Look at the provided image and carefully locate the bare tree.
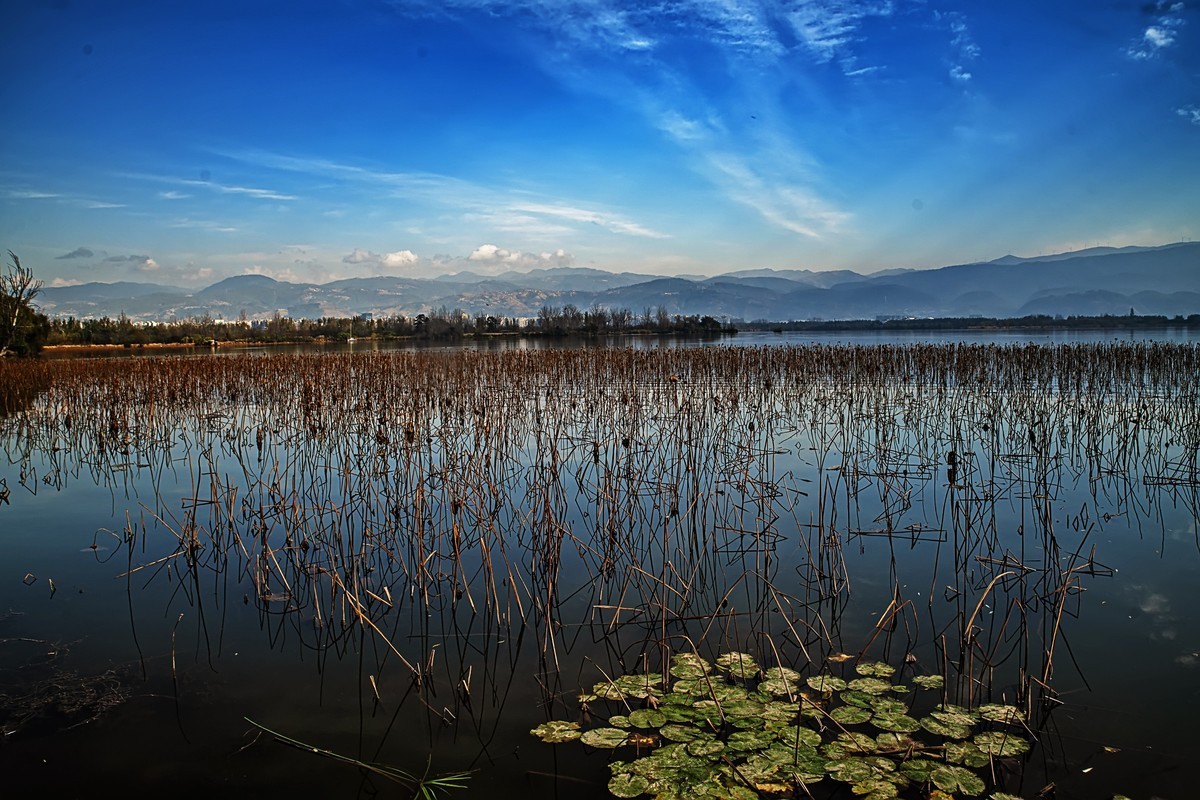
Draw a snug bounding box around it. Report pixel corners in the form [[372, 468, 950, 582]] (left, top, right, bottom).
[[1, 251, 45, 357]]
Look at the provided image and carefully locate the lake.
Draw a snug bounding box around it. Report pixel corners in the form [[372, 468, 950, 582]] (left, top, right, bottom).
[[2, 335, 1197, 799]]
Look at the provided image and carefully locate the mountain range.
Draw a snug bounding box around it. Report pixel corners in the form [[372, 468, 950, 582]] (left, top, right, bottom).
[[38, 242, 1200, 323]]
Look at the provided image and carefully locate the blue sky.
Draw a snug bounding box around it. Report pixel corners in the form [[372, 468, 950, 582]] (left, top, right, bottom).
[[2, 0, 1198, 288]]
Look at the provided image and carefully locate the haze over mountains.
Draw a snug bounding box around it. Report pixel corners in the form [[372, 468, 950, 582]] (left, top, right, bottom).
[[40, 243, 1200, 323]]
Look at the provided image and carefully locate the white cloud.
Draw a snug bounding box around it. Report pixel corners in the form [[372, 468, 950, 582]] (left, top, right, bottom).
[[1177, 105, 1200, 126], [468, 244, 521, 263], [511, 202, 669, 239], [342, 247, 421, 269], [949, 65, 972, 83], [383, 250, 419, 266], [466, 243, 574, 270], [50, 277, 83, 287], [708, 153, 850, 239], [135, 257, 159, 272], [1144, 26, 1175, 48], [158, 190, 190, 200], [1126, 1, 1186, 60]]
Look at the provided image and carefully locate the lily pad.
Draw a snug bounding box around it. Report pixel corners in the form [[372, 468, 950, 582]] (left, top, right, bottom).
[[823, 732, 877, 758], [847, 677, 892, 695], [670, 653, 713, 679], [659, 723, 703, 742], [898, 758, 940, 781], [869, 698, 908, 716], [841, 689, 877, 708], [831, 705, 873, 725], [944, 740, 991, 769], [715, 651, 760, 680], [530, 720, 582, 743], [977, 704, 1022, 725], [855, 661, 897, 678], [921, 715, 973, 740], [761, 700, 801, 724], [608, 773, 650, 798], [870, 713, 920, 734], [726, 729, 777, 752], [617, 673, 665, 700], [609, 715, 632, 728], [772, 725, 823, 749], [685, 736, 725, 758], [973, 731, 1030, 757], [807, 675, 848, 693], [628, 708, 667, 729], [930, 764, 986, 796], [912, 674, 945, 690], [580, 727, 630, 749], [874, 732, 918, 752]]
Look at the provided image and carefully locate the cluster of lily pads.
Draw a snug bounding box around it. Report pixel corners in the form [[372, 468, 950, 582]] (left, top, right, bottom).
[[531, 652, 1030, 799]]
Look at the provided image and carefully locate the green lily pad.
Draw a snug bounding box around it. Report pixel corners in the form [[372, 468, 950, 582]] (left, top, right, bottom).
[[823, 732, 877, 758], [930, 764, 986, 796], [807, 675, 848, 693], [530, 720, 581, 743], [841, 689, 877, 708], [670, 653, 713, 679], [592, 681, 628, 700], [898, 758, 940, 781], [977, 704, 1022, 725], [847, 677, 892, 695], [761, 700, 801, 723], [826, 757, 876, 782], [912, 674, 945, 690], [725, 729, 777, 752], [870, 712, 920, 733], [715, 652, 760, 679], [850, 778, 902, 798], [685, 736, 725, 758], [855, 661, 897, 678], [772, 725, 823, 749], [944, 740, 991, 768], [660, 704, 699, 723], [609, 715, 632, 728], [869, 698, 908, 715], [759, 677, 800, 697], [936, 704, 979, 722], [608, 773, 650, 798], [616, 673, 664, 699], [659, 723, 703, 742], [831, 705, 873, 725], [921, 715, 973, 740], [628, 708, 667, 729], [931, 707, 979, 729], [973, 731, 1031, 757], [580, 727, 630, 748], [874, 732, 918, 752]]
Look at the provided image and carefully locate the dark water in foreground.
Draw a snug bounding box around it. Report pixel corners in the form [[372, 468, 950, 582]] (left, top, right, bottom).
[[2, 336, 1198, 799]]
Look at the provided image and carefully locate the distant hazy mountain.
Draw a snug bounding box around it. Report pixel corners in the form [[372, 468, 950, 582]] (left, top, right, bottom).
[[37, 242, 1200, 322]]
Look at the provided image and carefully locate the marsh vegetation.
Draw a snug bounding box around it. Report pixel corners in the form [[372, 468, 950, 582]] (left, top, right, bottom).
[[1, 341, 1197, 798]]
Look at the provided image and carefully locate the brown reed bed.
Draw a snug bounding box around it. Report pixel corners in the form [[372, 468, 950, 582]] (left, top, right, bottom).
[[1, 342, 1197, 768]]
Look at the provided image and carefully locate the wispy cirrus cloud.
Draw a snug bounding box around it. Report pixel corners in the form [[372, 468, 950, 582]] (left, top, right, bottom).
[[117, 171, 297, 201], [216, 148, 666, 242]]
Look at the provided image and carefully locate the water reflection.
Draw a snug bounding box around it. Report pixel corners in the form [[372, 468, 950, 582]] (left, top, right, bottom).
[[1, 342, 1197, 797]]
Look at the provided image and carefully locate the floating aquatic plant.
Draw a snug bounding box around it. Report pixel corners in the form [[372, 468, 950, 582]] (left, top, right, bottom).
[[530, 652, 1032, 798]]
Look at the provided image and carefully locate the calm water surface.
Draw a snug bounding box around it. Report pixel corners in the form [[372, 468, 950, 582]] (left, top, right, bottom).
[[2, 334, 1197, 799]]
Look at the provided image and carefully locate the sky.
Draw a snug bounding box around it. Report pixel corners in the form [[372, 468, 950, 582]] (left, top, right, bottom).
[[1, 0, 1198, 289]]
